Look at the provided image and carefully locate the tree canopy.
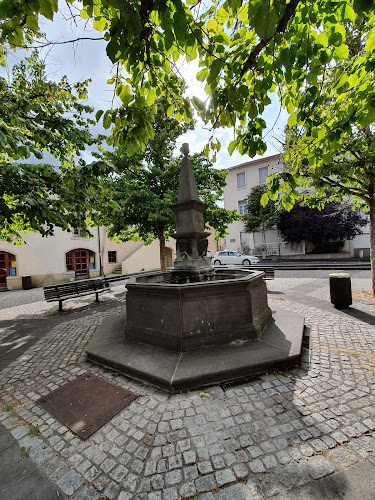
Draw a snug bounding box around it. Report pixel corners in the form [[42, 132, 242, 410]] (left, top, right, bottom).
[[91, 97, 238, 271], [2, 1, 375, 159], [242, 185, 280, 239], [0, 51, 105, 242], [278, 200, 368, 252], [270, 15, 375, 293]]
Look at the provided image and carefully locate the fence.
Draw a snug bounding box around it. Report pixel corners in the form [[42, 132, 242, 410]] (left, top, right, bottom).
[[242, 241, 305, 257]]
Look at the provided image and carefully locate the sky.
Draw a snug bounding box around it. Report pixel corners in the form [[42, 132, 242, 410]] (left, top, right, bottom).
[[2, 3, 288, 170]]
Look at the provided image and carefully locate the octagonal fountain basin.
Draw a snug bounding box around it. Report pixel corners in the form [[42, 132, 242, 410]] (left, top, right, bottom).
[[86, 269, 305, 393], [125, 268, 272, 352]]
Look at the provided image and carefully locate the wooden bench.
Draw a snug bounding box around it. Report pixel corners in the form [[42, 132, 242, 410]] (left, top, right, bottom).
[[44, 278, 110, 311]]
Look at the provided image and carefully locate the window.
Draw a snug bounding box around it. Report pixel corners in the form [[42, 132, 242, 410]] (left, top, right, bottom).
[[230, 239, 236, 243], [258, 166, 268, 184], [236, 172, 246, 188], [73, 228, 81, 238], [108, 251, 117, 264], [238, 199, 248, 215]]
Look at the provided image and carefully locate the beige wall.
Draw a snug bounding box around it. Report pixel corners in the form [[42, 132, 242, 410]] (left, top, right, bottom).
[[121, 239, 176, 274], [0, 228, 99, 278], [0, 227, 136, 287], [1, 224, 222, 287]]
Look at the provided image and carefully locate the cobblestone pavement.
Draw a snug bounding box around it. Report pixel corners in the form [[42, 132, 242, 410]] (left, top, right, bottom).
[[1, 271, 375, 499]]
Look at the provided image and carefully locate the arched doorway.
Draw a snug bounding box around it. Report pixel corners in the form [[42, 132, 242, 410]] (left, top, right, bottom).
[[165, 247, 174, 268], [66, 249, 95, 279], [0, 251, 16, 288]]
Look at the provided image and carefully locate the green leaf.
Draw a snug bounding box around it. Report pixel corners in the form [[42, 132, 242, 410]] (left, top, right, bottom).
[[146, 88, 156, 105], [207, 19, 218, 32], [173, 9, 188, 37], [366, 27, 375, 52], [119, 85, 132, 106], [39, 0, 56, 20], [216, 7, 229, 24], [200, 392, 210, 398], [250, 1, 280, 39], [260, 192, 269, 207], [357, 105, 375, 126], [316, 32, 329, 47], [167, 104, 174, 117], [93, 17, 107, 32], [207, 59, 223, 85], [103, 111, 112, 129], [192, 96, 205, 111], [341, 3, 357, 22], [196, 67, 208, 82], [306, 72, 317, 85], [288, 113, 297, 127], [334, 44, 349, 60], [95, 109, 104, 121], [228, 139, 237, 155]]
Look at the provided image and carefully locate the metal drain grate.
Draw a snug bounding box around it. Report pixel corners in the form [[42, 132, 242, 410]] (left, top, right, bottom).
[[220, 375, 261, 391], [38, 373, 137, 440]]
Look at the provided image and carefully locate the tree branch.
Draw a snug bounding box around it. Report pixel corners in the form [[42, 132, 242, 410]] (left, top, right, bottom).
[[23, 37, 104, 49], [316, 175, 369, 202], [240, 0, 301, 77]]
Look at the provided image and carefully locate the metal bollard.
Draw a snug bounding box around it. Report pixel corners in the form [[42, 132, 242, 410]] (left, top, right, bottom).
[[329, 273, 352, 309]]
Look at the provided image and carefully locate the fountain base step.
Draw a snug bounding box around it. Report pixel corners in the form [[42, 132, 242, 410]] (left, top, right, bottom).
[[86, 306, 305, 393]]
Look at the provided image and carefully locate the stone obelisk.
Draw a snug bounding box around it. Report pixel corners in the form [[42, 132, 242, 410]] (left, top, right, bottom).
[[170, 144, 213, 282]]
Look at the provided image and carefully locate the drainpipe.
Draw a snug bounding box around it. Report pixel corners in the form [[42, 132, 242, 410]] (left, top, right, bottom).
[[97, 226, 103, 277]]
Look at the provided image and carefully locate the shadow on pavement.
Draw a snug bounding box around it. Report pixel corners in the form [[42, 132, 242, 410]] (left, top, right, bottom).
[[340, 307, 375, 326], [0, 298, 124, 371]]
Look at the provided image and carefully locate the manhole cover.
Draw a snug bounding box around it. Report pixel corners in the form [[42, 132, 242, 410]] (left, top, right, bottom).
[[37, 373, 137, 439]]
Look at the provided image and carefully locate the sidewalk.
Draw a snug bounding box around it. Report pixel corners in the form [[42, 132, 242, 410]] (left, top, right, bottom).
[[0, 271, 374, 499]]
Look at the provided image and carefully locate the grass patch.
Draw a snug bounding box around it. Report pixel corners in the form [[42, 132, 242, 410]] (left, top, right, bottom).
[[27, 425, 40, 438], [3, 403, 13, 412], [20, 447, 30, 459], [361, 365, 375, 372], [326, 348, 361, 358], [352, 291, 375, 303]]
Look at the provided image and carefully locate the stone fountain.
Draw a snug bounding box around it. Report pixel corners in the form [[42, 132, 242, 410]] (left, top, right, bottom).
[[86, 145, 304, 393]]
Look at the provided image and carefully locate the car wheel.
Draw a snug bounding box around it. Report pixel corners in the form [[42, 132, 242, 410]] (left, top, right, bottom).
[[242, 259, 250, 266], [214, 260, 221, 265]]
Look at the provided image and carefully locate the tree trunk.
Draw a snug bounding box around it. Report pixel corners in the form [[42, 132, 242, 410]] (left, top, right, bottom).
[[159, 234, 167, 272], [369, 193, 375, 296]]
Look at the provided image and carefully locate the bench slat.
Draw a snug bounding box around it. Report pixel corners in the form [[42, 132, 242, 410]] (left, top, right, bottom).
[[43, 279, 110, 309]]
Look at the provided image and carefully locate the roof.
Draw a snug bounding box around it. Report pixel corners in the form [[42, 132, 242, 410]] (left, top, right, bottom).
[[226, 153, 281, 171]]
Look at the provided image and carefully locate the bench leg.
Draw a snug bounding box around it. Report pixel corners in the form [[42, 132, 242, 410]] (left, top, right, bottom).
[[96, 292, 99, 302], [59, 301, 63, 312]]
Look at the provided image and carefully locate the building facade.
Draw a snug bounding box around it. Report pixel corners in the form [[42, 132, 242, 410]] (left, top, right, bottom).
[[0, 225, 220, 290], [223, 154, 370, 259], [0, 227, 178, 290]]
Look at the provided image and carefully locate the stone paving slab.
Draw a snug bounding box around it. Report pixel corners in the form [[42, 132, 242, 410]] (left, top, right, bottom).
[[0, 271, 374, 499]]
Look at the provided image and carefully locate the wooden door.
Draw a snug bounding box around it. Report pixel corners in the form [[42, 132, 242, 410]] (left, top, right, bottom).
[[74, 250, 89, 277], [0, 252, 7, 287], [0, 252, 16, 288]]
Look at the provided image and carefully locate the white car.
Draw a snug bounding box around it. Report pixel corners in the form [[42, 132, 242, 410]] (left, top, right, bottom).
[[212, 251, 259, 266]]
